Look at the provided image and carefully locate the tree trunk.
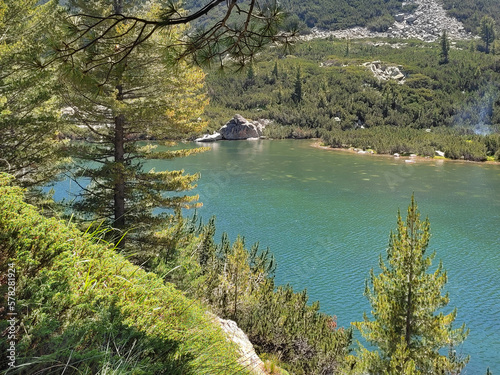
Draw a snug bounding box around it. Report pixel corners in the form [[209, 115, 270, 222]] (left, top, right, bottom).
[[114, 84, 126, 230], [405, 278, 412, 347], [405, 206, 415, 349]]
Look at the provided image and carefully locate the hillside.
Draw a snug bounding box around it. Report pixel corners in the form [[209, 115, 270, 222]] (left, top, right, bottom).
[[202, 38, 500, 161], [442, 0, 500, 32], [184, 0, 500, 37], [302, 0, 474, 42], [0, 173, 249, 374]]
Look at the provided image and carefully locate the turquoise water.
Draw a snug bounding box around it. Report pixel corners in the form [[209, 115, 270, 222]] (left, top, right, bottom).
[[55, 139, 500, 372]]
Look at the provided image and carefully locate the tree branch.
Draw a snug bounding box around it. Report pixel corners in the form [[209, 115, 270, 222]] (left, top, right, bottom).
[[55, 0, 294, 76]]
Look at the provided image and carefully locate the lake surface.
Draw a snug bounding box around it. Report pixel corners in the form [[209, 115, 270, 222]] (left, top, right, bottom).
[[56, 139, 500, 373]]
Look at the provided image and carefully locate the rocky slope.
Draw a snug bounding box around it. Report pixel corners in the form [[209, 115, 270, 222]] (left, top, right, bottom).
[[302, 0, 476, 42]]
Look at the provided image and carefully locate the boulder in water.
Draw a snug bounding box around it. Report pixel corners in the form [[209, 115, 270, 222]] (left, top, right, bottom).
[[219, 114, 265, 140]]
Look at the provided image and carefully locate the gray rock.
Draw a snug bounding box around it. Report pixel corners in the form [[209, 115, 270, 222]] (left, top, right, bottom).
[[406, 15, 417, 24], [394, 13, 405, 22], [362, 61, 405, 83], [219, 114, 265, 140]]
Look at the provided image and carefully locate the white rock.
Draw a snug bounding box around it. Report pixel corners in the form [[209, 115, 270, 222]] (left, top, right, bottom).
[[195, 132, 222, 142], [215, 316, 267, 375]]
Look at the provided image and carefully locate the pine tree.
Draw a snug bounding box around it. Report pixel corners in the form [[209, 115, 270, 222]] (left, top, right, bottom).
[[352, 196, 469, 374], [0, 0, 66, 187], [61, 0, 208, 251], [479, 16, 496, 54], [291, 66, 303, 104], [439, 30, 450, 64], [55, 0, 291, 73], [272, 61, 279, 78], [244, 64, 256, 89]]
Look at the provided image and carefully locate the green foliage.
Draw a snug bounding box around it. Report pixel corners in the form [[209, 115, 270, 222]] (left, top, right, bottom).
[[442, 0, 500, 33], [291, 66, 303, 104], [184, 0, 404, 32], [0, 173, 247, 374], [439, 30, 450, 64], [367, 14, 396, 32], [351, 196, 469, 374], [60, 0, 209, 251], [273, 0, 403, 31], [479, 15, 496, 54], [0, 0, 67, 187]]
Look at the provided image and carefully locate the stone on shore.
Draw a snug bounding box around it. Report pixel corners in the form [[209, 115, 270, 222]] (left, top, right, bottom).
[[219, 114, 266, 140]]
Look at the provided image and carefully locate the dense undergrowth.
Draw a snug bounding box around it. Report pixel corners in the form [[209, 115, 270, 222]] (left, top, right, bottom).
[[0, 173, 247, 375], [203, 38, 500, 161]]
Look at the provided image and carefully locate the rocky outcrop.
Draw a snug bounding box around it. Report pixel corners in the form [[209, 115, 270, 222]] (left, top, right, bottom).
[[219, 114, 266, 140], [301, 0, 476, 43], [215, 316, 268, 375], [195, 115, 268, 142], [362, 61, 406, 83]]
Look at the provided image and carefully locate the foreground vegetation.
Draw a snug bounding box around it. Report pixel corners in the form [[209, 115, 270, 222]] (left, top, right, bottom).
[[0, 170, 352, 374], [0, 173, 248, 374], [351, 197, 469, 374], [203, 38, 500, 161], [1, 173, 477, 374]]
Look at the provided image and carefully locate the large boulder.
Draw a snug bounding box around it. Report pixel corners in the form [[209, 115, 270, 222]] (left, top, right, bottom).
[[219, 114, 265, 140]]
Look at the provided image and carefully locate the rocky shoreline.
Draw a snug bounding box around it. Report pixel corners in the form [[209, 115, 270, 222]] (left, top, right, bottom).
[[301, 0, 477, 43]]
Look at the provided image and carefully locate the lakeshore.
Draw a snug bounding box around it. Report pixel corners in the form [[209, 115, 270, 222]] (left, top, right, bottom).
[[310, 139, 500, 166]]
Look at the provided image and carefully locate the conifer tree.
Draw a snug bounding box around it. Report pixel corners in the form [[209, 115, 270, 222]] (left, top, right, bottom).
[[272, 61, 279, 78], [439, 30, 450, 64], [244, 64, 256, 89], [479, 16, 496, 54], [61, 0, 208, 251], [352, 196, 469, 374], [291, 66, 303, 104], [0, 0, 66, 187]]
